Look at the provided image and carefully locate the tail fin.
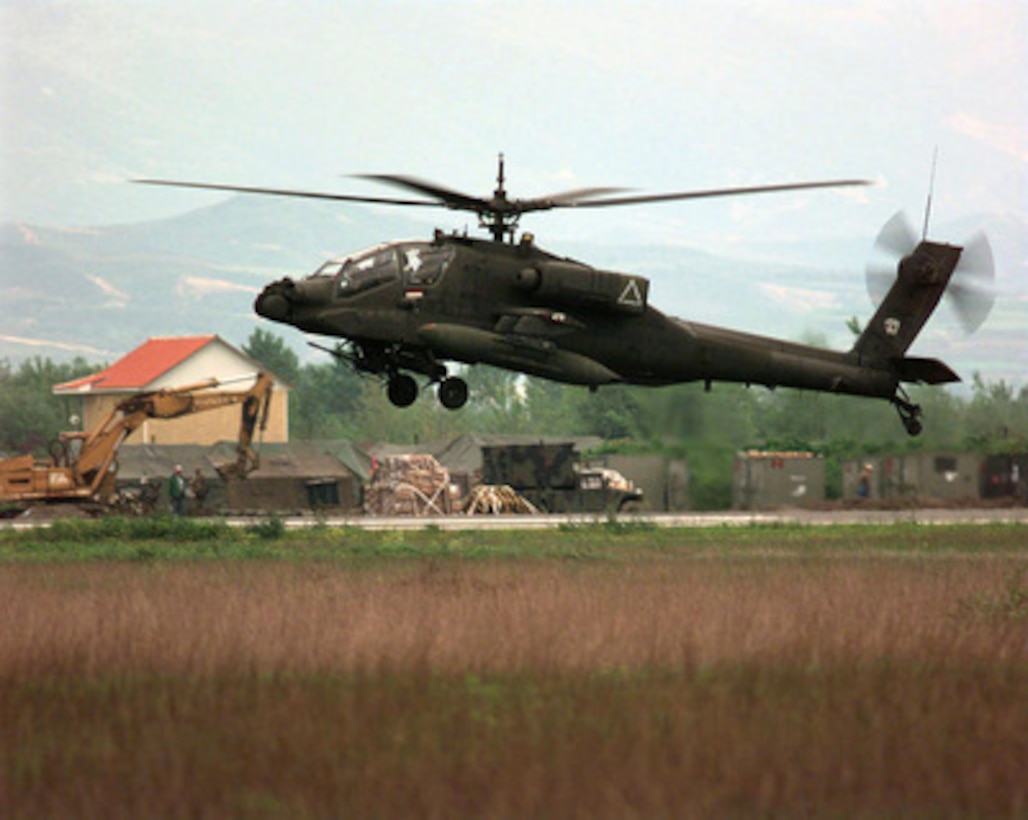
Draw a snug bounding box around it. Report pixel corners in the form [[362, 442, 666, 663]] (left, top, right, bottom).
[[852, 239, 962, 383]]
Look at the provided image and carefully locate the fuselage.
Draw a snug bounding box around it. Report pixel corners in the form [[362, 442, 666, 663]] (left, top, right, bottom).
[[256, 232, 900, 400]]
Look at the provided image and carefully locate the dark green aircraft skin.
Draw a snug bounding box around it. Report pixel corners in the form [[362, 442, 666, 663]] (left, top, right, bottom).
[[255, 229, 961, 433], [137, 157, 978, 433]]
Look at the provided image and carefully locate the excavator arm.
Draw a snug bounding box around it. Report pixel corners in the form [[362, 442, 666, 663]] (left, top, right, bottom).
[[1, 373, 274, 504], [214, 372, 275, 479]]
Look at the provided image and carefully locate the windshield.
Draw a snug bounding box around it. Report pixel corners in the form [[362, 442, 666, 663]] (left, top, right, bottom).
[[309, 260, 344, 279], [398, 242, 455, 287], [336, 246, 400, 296], [321, 242, 455, 297]]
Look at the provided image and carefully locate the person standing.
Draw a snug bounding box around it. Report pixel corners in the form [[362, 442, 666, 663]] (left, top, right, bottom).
[[168, 464, 187, 515], [856, 463, 873, 500], [190, 467, 209, 516]]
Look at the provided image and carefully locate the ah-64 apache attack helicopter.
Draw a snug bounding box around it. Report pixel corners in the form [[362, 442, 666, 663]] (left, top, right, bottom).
[[138, 155, 994, 435]]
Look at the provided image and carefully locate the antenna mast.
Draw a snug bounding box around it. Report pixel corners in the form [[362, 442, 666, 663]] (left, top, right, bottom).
[[922, 147, 939, 240]]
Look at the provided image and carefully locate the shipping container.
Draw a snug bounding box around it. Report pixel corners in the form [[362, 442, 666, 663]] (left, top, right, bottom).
[[732, 451, 824, 510]]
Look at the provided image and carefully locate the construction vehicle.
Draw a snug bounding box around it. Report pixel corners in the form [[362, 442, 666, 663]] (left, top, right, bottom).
[[480, 443, 643, 514], [0, 373, 273, 511]]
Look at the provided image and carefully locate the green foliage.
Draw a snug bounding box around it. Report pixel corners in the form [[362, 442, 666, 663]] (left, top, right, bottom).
[[4, 330, 1027, 510], [242, 327, 301, 384], [246, 514, 286, 540], [965, 374, 1028, 452], [290, 359, 367, 440], [467, 367, 526, 423], [755, 390, 827, 444], [3, 519, 1023, 563], [574, 385, 642, 439], [520, 377, 581, 436], [621, 383, 757, 509], [0, 356, 102, 455], [682, 439, 736, 509], [43, 515, 234, 544]]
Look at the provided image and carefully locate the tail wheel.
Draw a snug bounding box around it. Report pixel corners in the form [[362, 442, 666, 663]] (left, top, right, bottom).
[[437, 377, 468, 410], [892, 391, 923, 436], [387, 374, 418, 408], [904, 417, 923, 437]]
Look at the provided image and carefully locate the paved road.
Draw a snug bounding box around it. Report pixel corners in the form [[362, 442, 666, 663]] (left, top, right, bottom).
[[260, 507, 1028, 531], [4, 507, 1027, 532]]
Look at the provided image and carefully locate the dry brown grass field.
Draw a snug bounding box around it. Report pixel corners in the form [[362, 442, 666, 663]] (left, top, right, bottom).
[[2, 522, 1026, 817]]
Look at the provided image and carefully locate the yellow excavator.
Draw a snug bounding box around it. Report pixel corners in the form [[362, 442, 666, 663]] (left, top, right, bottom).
[[0, 372, 273, 509]]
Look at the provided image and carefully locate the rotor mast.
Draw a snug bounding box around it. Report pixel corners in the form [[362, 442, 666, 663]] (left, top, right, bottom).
[[484, 152, 519, 242]]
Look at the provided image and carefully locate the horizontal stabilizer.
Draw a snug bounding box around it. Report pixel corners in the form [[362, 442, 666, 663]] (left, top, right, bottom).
[[894, 357, 960, 385]]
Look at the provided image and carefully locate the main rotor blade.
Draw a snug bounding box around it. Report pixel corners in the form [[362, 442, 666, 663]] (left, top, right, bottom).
[[133, 179, 447, 208], [354, 174, 488, 212], [137, 177, 871, 214], [553, 179, 873, 209], [354, 175, 628, 214], [530, 186, 630, 207]]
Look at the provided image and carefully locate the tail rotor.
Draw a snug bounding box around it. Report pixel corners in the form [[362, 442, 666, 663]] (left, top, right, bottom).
[[946, 231, 995, 333], [867, 211, 918, 306], [866, 210, 996, 334]]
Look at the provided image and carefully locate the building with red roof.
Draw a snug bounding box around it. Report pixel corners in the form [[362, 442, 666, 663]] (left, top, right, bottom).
[[53, 335, 289, 445]]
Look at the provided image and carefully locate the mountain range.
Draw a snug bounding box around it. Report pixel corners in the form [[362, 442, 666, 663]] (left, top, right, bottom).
[[2, 197, 1023, 389]]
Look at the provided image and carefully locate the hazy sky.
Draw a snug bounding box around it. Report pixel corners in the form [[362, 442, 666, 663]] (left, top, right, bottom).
[[2, 0, 1025, 384], [4, 0, 1026, 251]]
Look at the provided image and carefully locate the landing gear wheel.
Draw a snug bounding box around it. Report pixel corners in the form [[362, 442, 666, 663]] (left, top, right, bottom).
[[387, 374, 418, 408], [437, 377, 469, 410]]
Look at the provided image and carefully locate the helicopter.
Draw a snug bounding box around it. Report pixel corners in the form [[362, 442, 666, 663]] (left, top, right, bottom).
[[137, 154, 995, 435]]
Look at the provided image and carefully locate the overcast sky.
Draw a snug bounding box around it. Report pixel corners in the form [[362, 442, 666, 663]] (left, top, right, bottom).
[[1, 0, 1025, 385], [3, 0, 1025, 251]]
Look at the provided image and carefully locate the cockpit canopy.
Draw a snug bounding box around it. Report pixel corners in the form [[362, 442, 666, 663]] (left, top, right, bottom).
[[308, 241, 455, 297]]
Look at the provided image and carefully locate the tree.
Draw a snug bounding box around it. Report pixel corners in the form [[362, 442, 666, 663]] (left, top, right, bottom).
[[242, 328, 300, 384], [965, 374, 1028, 451], [463, 366, 536, 433], [291, 359, 367, 440], [0, 356, 99, 455], [754, 388, 828, 447], [522, 377, 580, 437], [574, 385, 641, 440]]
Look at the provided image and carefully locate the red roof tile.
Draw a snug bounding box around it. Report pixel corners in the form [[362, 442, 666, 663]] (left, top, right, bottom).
[[54, 336, 218, 393]]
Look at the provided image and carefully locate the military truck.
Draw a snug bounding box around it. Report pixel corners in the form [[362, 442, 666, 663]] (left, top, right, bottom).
[[480, 443, 642, 514]]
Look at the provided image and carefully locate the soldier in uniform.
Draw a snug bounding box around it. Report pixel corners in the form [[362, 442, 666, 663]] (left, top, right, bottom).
[[190, 467, 209, 516], [168, 465, 187, 515]]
